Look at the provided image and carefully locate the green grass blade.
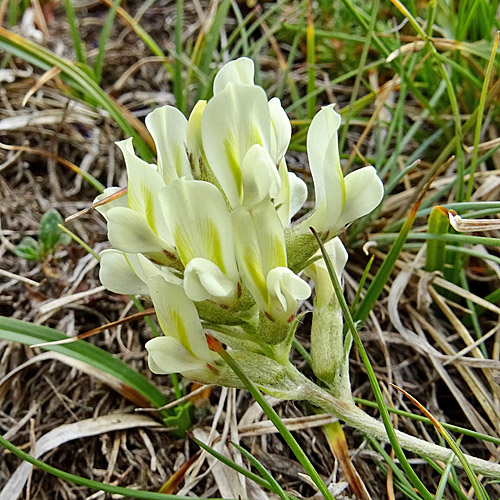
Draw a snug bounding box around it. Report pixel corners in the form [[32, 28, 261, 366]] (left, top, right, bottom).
[[467, 31, 499, 201], [174, 0, 185, 111], [94, 0, 122, 84], [212, 343, 335, 500], [311, 228, 434, 500], [62, 0, 88, 65], [232, 442, 291, 500], [305, 0, 316, 120], [0, 316, 166, 409], [425, 206, 450, 272]]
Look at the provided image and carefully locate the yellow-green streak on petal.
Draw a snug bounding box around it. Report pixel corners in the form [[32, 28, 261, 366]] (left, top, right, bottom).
[[174, 144, 184, 177], [129, 184, 158, 235], [250, 124, 263, 148], [244, 247, 268, 305], [224, 136, 242, 197], [273, 235, 287, 266], [170, 309, 194, 355], [338, 164, 346, 209], [196, 219, 226, 273], [174, 224, 195, 266]]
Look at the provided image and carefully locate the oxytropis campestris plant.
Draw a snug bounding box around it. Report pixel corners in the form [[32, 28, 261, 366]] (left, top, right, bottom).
[[95, 58, 500, 478]]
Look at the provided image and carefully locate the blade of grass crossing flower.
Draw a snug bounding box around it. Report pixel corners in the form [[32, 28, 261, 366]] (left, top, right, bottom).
[[310, 228, 434, 500], [210, 339, 336, 500], [306, 0, 316, 120], [0, 434, 221, 500], [94, 0, 122, 84], [231, 442, 291, 500], [350, 255, 374, 313], [467, 31, 499, 201], [392, 384, 490, 500], [62, 0, 87, 65]]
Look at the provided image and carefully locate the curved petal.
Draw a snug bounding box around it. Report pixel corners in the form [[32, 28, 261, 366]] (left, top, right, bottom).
[[335, 166, 384, 230], [213, 57, 255, 95], [288, 172, 308, 219], [266, 266, 311, 319], [186, 100, 207, 177], [268, 97, 291, 164], [106, 207, 175, 264], [202, 83, 271, 207], [145, 106, 191, 183], [232, 201, 287, 311], [147, 275, 215, 362], [94, 187, 128, 221], [307, 104, 345, 231], [116, 138, 171, 242], [99, 249, 149, 295], [275, 159, 308, 227], [146, 336, 210, 375], [159, 179, 239, 283], [241, 144, 281, 207], [184, 257, 238, 304]]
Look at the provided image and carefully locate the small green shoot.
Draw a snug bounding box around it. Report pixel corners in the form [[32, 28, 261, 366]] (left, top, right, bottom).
[[15, 209, 71, 262]]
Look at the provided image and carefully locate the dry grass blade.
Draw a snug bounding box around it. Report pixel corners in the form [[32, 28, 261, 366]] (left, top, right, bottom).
[[65, 186, 127, 222], [323, 421, 372, 500], [440, 207, 500, 232], [22, 66, 61, 107], [158, 452, 201, 494], [31, 307, 156, 348]]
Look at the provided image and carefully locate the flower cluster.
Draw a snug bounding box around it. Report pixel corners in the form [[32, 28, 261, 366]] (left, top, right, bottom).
[[96, 58, 384, 392]]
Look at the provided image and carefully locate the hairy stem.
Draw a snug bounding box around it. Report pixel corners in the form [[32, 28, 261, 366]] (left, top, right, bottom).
[[288, 368, 500, 478]]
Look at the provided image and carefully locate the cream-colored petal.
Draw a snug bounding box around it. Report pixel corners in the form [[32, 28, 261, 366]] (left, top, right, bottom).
[[160, 179, 239, 282], [186, 100, 207, 177], [268, 97, 291, 164], [184, 257, 238, 304], [106, 207, 169, 255], [146, 336, 209, 375], [145, 106, 191, 183], [232, 201, 287, 311], [307, 105, 345, 231], [241, 144, 281, 207], [99, 249, 149, 295], [266, 266, 311, 318], [147, 275, 215, 363], [116, 138, 171, 243], [202, 83, 271, 207], [335, 166, 384, 230], [213, 57, 255, 95]]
